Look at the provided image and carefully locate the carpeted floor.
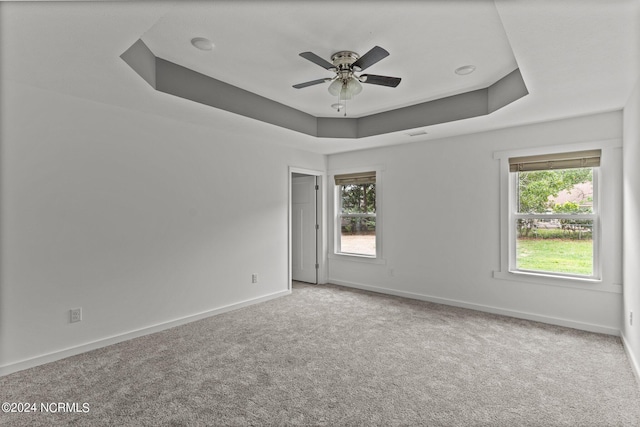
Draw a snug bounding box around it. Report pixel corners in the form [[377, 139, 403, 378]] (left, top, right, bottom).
[[1, 282, 639, 426]]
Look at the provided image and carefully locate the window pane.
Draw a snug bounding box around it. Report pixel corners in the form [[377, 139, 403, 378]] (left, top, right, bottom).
[[516, 218, 593, 276], [340, 217, 376, 256], [341, 184, 376, 214], [517, 168, 593, 214]]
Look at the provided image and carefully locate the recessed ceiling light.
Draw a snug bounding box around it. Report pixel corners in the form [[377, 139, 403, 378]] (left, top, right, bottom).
[[455, 65, 476, 75], [191, 37, 214, 51]]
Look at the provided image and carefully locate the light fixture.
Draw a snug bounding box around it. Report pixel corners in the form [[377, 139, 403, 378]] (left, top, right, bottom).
[[293, 47, 401, 117], [191, 37, 214, 51], [328, 79, 343, 96], [340, 78, 362, 100], [455, 65, 476, 75], [328, 78, 362, 99], [328, 76, 363, 115]]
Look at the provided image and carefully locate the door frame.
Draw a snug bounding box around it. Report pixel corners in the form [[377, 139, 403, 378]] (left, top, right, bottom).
[[288, 167, 326, 290]]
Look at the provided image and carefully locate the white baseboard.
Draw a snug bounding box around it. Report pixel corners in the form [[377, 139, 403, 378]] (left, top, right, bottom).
[[329, 279, 620, 336], [0, 289, 291, 377], [621, 333, 640, 388]]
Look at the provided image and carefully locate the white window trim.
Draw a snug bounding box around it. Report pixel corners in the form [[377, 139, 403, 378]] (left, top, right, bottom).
[[493, 139, 622, 293], [328, 166, 385, 264]]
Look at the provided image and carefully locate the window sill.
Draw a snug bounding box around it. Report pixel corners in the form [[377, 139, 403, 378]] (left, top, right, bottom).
[[492, 270, 621, 293], [329, 253, 386, 265]]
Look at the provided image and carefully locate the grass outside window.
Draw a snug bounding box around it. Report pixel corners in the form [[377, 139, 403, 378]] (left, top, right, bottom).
[[516, 237, 593, 276], [512, 164, 597, 279]]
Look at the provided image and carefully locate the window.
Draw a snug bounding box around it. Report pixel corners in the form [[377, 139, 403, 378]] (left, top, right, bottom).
[[509, 150, 600, 279], [335, 171, 377, 257]]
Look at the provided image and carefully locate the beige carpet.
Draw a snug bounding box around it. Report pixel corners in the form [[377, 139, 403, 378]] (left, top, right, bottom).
[[1, 282, 639, 426]]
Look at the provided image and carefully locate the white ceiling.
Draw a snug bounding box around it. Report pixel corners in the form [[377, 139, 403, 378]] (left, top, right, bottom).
[[141, 0, 518, 118], [1, 1, 639, 155]]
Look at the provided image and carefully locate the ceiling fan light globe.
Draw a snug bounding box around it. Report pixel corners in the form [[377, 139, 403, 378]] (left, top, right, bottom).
[[328, 79, 343, 96], [348, 78, 363, 96], [339, 78, 361, 100]]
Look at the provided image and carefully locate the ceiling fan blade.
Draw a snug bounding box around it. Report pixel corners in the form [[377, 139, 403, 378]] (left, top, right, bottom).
[[353, 46, 389, 71], [361, 74, 401, 87], [292, 78, 330, 89], [299, 52, 336, 70]]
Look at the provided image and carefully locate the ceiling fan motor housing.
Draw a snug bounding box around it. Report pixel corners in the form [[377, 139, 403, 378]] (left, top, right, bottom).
[[331, 51, 361, 74]]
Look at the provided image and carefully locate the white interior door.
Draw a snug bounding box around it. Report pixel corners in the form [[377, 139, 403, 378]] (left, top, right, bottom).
[[292, 175, 317, 283]]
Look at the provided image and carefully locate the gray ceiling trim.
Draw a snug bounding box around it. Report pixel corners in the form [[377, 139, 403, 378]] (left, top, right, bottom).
[[121, 40, 528, 139], [120, 39, 156, 89], [488, 68, 529, 114], [157, 58, 319, 137]]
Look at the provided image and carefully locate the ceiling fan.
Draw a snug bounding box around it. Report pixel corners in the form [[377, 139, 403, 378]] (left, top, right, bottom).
[[292, 46, 401, 114]]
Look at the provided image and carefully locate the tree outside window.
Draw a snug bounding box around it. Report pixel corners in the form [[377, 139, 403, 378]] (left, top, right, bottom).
[[335, 171, 377, 257], [514, 167, 596, 277]]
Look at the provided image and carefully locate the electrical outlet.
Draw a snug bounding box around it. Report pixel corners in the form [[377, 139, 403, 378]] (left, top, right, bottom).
[[252, 274, 258, 284], [70, 308, 82, 323], [630, 311, 634, 326]]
